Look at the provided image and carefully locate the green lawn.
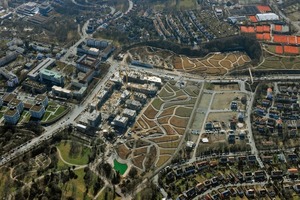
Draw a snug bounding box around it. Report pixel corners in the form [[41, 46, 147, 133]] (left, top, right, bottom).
[[61, 168, 98, 200], [55, 106, 67, 116], [41, 111, 51, 122], [97, 187, 122, 200], [57, 141, 91, 165]]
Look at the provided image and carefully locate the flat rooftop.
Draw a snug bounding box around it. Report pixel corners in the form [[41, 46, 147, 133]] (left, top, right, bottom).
[[9, 98, 22, 106], [28, 58, 55, 79], [2, 93, 17, 103], [30, 104, 43, 112], [5, 108, 18, 116]]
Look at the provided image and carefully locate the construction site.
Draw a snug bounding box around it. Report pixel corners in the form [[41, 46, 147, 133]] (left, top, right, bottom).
[[75, 67, 162, 137]]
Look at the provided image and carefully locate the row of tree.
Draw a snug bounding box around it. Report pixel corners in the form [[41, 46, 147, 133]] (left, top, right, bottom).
[[124, 35, 262, 64]]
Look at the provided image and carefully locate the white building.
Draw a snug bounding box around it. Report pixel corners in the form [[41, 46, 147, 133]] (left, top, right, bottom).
[[113, 115, 128, 128], [52, 85, 72, 98], [255, 13, 279, 22], [122, 108, 136, 120]]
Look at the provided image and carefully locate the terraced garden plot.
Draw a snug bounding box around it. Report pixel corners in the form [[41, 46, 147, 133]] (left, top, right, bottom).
[[173, 52, 250, 75], [156, 155, 172, 168], [116, 144, 131, 160], [143, 105, 158, 119], [120, 81, 201, 171]]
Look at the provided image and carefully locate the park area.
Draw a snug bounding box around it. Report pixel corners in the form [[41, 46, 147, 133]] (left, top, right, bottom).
[[116, 81, 201, 171], [257, 46, 300, 70], [56, 140, 91, 165], [127, 46, 251, 75], [41, 101, 69, 123], [173, 52, 250, 76]]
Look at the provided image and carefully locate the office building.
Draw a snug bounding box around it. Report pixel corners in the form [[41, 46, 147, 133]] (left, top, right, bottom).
[[28, 58, 55, 80], [113, 115, 128, 128], [0, 68, 18, 87], [35, 94, 48, 108], [4, 107, 20, 124], [8, 98, 24, 113], [30, 104, 45, 119], [40, 69, 64, 86], [122, 108, 136, 120]]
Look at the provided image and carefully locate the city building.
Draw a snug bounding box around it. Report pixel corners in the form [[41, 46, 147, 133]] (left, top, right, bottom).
[[126, 71, 162, 86], [39, 2, 52, 16], [73, 86, 87, 99], [30, 104, 45, 119], [77, 46, 100, 57], [134, 92, 147, 103], [112, 115, 128, 128], [86, 39, 109, 49], [125, 99, 142, 110], [122, 108, 136, 120], [0, 52, 18, 67], [8, 98, 24, 113], [4, 107, 20, 124], [16, 2, 39, 16], [100, 45, 115, 60], [120, 90, 130, 101], [76, 55, 101, 73], [52, 85, 72, 98], [2, 93, 17, 105], [126, 83, 158, 95], [255, 13, 279, 22], [28, 58, 56, 80], [40, 69, 64, 86], [22, 79, 47, 94], [79, 110, 101, 127], [0, 68, 19, 87], [35, 94, 48, 108]]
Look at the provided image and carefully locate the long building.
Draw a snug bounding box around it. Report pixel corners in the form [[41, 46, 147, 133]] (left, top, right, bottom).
[[0, 52, 18, 67], [28, 58, 56, 80], [0, 68, 18, 87]]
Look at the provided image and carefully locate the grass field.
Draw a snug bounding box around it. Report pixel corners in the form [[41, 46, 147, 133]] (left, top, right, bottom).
[[61, 168, 98, 200], [41, 102, 68, 123], [113, 159, 128, 175], [57, 141, 91, 165], [97, 187, 122, 200]]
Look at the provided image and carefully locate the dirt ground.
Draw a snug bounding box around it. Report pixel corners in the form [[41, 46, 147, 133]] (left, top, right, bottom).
[[211, 92, 247, 110], [207, 112, 238, 123]]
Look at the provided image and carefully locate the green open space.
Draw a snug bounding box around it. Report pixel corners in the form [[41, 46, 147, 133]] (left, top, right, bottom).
[[152, 98, 164, 110], [97, 187, 122, 200], [61, 168, 99, 200], [113, 159, 128, 175], [57, 141, 91, 165], [41, 101, 68, 123], [175, 107, 192, 117]]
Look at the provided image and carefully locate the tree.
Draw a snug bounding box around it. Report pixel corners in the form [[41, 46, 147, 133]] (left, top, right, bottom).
[[226, 1, 232, 6], [128, 167, 138, 179], [112, 171, 121, 185]]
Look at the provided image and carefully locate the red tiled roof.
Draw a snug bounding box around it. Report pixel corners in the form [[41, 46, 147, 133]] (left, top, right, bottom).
[[274, 25, 282, 32], [275, 46, 283, 54], [256, 5, 272, 13], [273, 35, 288, 43], [284, 45, 299, 54]]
